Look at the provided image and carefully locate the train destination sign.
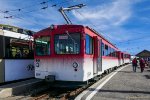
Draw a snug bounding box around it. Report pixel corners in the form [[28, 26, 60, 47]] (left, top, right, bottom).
[[59, 35, 68, 39]]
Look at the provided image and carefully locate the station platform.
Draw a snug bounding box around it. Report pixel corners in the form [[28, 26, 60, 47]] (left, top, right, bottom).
[[75, 64, 150, 100], [0, 78, 42, 98]]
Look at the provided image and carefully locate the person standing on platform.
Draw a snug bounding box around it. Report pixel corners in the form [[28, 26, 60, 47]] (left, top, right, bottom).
[[132, 58, 137, 72], [140, 58, 145, 73]]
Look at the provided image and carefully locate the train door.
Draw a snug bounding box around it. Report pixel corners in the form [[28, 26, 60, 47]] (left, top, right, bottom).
[[99, 39, 102, 71], [93, 36, 102, 75], [118, 52, 121, 66], [121, 53, 124, 64]]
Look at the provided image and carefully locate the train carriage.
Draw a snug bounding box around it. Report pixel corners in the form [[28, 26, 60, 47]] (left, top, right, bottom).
[[34, 25, 130, 82], [0, 28, 34, 83], [118, 51, 123, 66], [123, 52, 131, 64]]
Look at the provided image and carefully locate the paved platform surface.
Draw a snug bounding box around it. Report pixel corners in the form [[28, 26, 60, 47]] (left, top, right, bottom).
[[76, 64, 150, 100], [0, 78, 42, 99]]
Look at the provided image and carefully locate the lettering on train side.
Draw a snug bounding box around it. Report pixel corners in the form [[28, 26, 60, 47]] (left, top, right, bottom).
[[27, 64, 34, 71]]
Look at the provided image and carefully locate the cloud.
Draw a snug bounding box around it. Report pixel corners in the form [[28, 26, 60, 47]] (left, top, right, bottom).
[[72, 0, 142, 43], [73, 0, 134, 26]]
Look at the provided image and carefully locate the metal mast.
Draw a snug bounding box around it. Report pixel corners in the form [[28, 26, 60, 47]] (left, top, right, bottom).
[[58, 4, 86, 24]]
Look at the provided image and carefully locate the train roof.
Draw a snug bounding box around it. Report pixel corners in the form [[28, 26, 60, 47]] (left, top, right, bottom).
[[0, 24, 35, 36], [85, 26, 118, 50]]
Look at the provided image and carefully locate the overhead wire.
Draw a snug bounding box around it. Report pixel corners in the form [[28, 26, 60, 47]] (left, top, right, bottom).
[[65, 0, 113, 41], [1, 0, 71, 13], [1, 0, 50, 13], [0, 0, 72, 29], [115, 34, 150, 45], [61, 0, 115, 42]]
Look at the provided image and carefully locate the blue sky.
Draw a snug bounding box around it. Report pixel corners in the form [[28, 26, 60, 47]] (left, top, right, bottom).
[[0, 0, 150, 55]]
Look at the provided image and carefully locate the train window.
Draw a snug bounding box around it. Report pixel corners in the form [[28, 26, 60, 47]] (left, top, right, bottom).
[[115, 50, 117, 57], [110, 48, 112, 57], [5, 38, 33, 59], [35, 36, 50, 56], [105, 44, 108, 56], [108, 46, 111, 56], [85, 34, 93, 54], [114, 51, 116, 57], [116, 51, 118, 57], [112, 49, 115, 57], [54, 33, 80, 54]]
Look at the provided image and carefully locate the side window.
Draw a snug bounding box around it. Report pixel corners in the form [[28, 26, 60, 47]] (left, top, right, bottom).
[[113, 49, 115, 57], [108, 46, 111, 56], [111, 48, 113, 57], [114, 50, 116, 57], [85, 34, 93, 54], [105, 44, 108, 56], [5, 37, 34, 59], [102, 42, 104, 56]]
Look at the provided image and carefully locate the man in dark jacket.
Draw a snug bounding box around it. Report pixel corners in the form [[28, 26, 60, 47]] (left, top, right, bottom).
[[132, 58, 137, 72]]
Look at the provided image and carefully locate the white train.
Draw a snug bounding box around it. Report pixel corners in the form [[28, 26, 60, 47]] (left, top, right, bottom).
[[34, 25, 130, 82], [0, 28, 34, 83]]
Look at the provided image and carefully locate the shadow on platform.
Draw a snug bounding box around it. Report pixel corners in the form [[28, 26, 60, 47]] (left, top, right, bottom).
[[144, 75, 150, 79], [114, 71, 133, 73], [147, 70, 150, 72]]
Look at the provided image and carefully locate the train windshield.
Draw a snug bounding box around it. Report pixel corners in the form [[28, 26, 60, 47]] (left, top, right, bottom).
[[54, 33, 80, 54], [35, 36, 50, 56]]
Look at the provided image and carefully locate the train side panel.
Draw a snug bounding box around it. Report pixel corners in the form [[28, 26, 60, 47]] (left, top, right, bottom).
[[102, 58, 119, 71], [5, 59, 34, 81]]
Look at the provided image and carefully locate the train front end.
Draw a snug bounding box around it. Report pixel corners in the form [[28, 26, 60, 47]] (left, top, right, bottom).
[[34, 25, 86, 82]]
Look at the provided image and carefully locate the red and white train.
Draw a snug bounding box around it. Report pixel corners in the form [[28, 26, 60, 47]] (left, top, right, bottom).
[[34, 25, 130, 82]]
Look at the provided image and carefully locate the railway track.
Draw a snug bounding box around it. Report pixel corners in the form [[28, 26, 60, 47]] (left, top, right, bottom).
[[14, 64, 127, 100]]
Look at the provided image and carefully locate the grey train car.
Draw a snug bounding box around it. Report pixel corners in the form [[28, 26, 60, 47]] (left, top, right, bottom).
[[0, 29, 34, 83]]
